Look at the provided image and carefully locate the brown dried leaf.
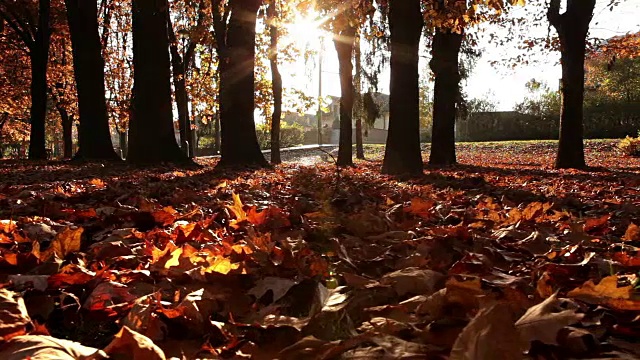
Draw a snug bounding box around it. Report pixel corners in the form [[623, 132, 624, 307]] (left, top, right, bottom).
[[567, 275, 640, 311], [515, 293, 584, 345], [40, 227, 84, 261], [103, 326, 165, 360], [0, 335, 107, 359], [379, 267, 445, 297], [0, 289, 32, 341], [623, 223, 640, 241], [450, 303, 525, 360]]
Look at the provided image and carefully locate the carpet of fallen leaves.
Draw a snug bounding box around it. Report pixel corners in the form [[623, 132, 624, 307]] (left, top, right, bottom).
[[2, 140, 640, 359]]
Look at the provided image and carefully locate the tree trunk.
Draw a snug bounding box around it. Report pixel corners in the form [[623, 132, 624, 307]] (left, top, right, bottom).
[[334, 24, 356, 167], [429, 29, 463, 166], [65, 0, 119, 161], [128, 0, 188, 164], [267, 0, 282, 165], [27, 0, 51, 160], [217, 0, 268, 168], [119, 130, 127, 159], [214, 112, 221, 154], [382, 0, 423, 175], [549, 0, 595, 169], [167, 15, 193, 157], [354, 32, 364, 160], [57, 106, 73, 159]]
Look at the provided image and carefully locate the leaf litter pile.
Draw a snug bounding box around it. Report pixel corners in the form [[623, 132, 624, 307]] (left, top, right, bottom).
[[2, 140, 640, 359]]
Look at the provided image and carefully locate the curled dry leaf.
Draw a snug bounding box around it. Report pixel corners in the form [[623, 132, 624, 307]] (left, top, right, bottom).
[[450, 302, 525, 360], [248, 277, 298, 303], [0, 289, 32, 341], [121, 293, 167, 342], [515, 293, 584, 345], [103, 326, 165, 360], [379, 267, 445, 297], [0, 335, 107, 360]]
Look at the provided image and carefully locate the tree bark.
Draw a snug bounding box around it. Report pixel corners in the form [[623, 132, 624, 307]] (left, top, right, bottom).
[[56, 105, 73, 159], [548, 0, 595, 169], [217, 0, 268, 168], [118, 130, 127, 159], [429, 29, 463, 166], [382, 0, 423, 175], [65, 0, 119, 161], [267, 0, 282, 165], [167, 16, 191, 157], [27, 0, 51, 160], [334, 24, 356, 167], [128, 0, 188, 164], [354, 32, 364, 160]]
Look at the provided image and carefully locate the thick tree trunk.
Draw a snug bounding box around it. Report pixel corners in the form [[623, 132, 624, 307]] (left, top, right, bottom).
[[27, 0, 51, 160], [354, 33, 364, 160], [65, 0, 119, 161], [334, 24, 356, 167], [167, 16, 193, 157], [429, 29, 463, 166], [217, 0, 268, 168], [549, 0, 595, 169], [128, 0, 188, 164], [267, 0, 282, 165], [382, 0, 423, 175]]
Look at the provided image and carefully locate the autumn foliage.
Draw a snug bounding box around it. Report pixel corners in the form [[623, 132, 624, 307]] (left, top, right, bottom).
[[1, 141, 640, 358]]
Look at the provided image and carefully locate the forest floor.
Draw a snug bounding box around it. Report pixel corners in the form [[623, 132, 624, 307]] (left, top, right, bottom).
[[1, 139, 640, 359]]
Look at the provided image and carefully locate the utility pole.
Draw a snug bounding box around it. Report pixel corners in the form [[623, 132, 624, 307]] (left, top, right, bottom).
[[317, 37, 323, 146]]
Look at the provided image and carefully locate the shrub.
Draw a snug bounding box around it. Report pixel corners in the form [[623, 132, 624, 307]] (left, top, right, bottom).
[[618, 132, 640, 156], [256, 122, 305, 150]]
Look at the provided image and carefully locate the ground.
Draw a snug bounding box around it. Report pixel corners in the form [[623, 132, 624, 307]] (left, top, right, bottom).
[[1, 140, 640, 359]]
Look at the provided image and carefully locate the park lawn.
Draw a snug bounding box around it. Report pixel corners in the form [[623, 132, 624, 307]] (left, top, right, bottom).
[[1, 139, 640, 358]]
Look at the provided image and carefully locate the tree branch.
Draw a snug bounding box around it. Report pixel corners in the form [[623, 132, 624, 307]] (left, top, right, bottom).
[[547, 0, 562, 31], [0, 6, 35, 50]]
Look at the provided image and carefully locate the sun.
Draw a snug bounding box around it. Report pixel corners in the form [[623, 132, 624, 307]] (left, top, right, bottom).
[[281, 10, 332, 49]]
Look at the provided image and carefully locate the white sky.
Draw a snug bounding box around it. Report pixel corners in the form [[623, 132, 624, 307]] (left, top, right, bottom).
[[280, 0, 640, 111]]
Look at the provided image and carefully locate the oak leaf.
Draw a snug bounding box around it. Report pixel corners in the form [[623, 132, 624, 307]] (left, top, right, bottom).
[[515, 293, 583, 345], [567, 275, 640, 311]]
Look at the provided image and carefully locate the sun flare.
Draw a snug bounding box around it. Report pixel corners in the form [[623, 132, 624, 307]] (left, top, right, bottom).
[[281, 10, 333, 49]]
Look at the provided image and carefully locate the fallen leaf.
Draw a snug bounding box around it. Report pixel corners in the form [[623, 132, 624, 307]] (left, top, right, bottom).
[[0, 289, 32, 341], [379, 267, 445, 297], [623, 223, 640, 241], [248, 277, 298, 303], [40, 227, 84, 261], [567, 275, 640, 311], [515, 293, 584, 345], [0, 335, 107, 359], [450, 302, 525, 360], [103, 326, 165, 360]]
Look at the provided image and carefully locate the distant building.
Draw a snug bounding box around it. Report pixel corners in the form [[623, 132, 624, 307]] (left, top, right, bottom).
[[284, 92, 391, 144]]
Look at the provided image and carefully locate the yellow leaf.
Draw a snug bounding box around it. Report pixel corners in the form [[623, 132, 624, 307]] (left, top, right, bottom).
[[227, 192, 247, 225], [164, 248, 183, 269], [40, 227, 83, 261], [203, 257, 238, 275], [568, 276, 640, 311]]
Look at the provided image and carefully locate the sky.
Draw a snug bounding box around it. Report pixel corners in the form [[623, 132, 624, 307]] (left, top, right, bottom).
[[280, 0, 640, 112]]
